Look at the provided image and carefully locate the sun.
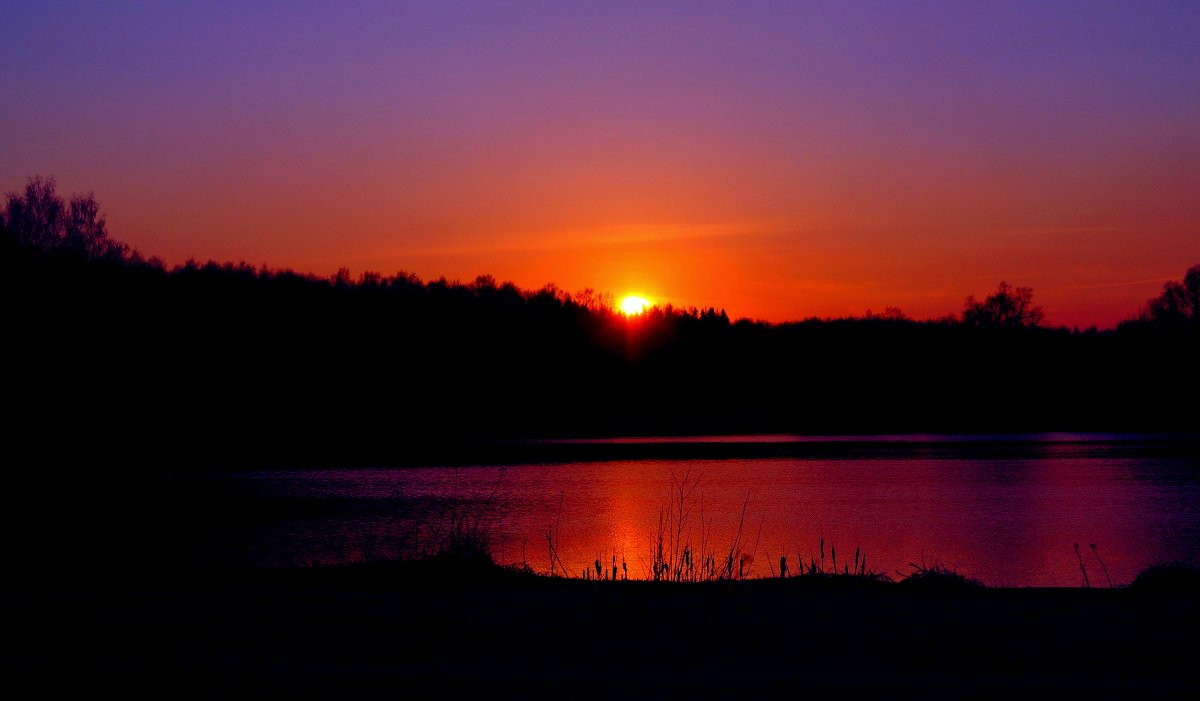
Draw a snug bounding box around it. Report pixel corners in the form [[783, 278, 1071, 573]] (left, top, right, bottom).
[[620, 295, 651, 316]]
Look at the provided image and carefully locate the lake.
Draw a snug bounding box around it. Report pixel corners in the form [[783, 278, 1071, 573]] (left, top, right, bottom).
[[195, 434, 1200, 586]]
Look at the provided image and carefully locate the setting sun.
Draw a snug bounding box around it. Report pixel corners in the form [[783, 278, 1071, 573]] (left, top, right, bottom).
[[620, 295, 650, 316]]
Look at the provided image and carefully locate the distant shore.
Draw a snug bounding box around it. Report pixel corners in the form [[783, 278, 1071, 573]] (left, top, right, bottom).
[[172, 431, 1200, 470]]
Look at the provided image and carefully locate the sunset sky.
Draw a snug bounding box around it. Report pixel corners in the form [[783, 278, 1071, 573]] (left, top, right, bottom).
[[3, 1, 1198, 327]]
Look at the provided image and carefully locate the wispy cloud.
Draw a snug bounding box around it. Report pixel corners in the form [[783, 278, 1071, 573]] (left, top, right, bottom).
[[1057, 277, 1174, 292], [397, 220, 781, 259], [997, 226, 1128, 237]]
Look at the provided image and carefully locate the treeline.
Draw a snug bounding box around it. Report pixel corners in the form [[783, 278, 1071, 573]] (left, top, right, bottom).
[[4, 178, 1198, 466]]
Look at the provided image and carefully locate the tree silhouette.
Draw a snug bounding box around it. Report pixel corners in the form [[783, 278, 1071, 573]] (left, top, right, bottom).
[[1132, 264, 1200, 332], [2, 176, 128, 262], [6, 175, 1200, 460], [962, 282, 1044, 328]]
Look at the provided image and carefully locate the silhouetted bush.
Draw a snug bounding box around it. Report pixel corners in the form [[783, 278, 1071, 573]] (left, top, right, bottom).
[[1129, 563, 1200, 594], [898, 562, 984, 591]]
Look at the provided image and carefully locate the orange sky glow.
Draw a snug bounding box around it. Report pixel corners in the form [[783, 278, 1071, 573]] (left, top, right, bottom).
[[4, 4, 1198, 328]]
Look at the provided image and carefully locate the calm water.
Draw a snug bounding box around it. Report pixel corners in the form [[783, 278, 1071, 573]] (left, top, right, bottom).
[[204, 435, 1200, 586]]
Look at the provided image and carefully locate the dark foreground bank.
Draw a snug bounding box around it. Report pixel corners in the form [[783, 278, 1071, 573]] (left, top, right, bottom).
[[2, 566, 1196, 699]]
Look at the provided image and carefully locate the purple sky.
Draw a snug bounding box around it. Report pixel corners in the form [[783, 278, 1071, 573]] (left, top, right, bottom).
[[3, 1, 1198, 325]]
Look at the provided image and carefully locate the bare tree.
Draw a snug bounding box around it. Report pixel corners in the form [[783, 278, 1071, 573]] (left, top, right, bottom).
[[3, 175, 127, 261], [962, 281, 1044, 328], [1135, 264, 1200, 331]]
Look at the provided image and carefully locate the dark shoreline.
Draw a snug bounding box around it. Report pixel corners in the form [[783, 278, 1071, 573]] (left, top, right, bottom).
[[393, 432, 1200, 468], [4, 566, 1196, 698], [155, 432, 1200, 471]]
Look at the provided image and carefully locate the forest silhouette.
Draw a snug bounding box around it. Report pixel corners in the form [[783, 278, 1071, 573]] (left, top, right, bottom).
[[4, 177, 1199, 467]]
